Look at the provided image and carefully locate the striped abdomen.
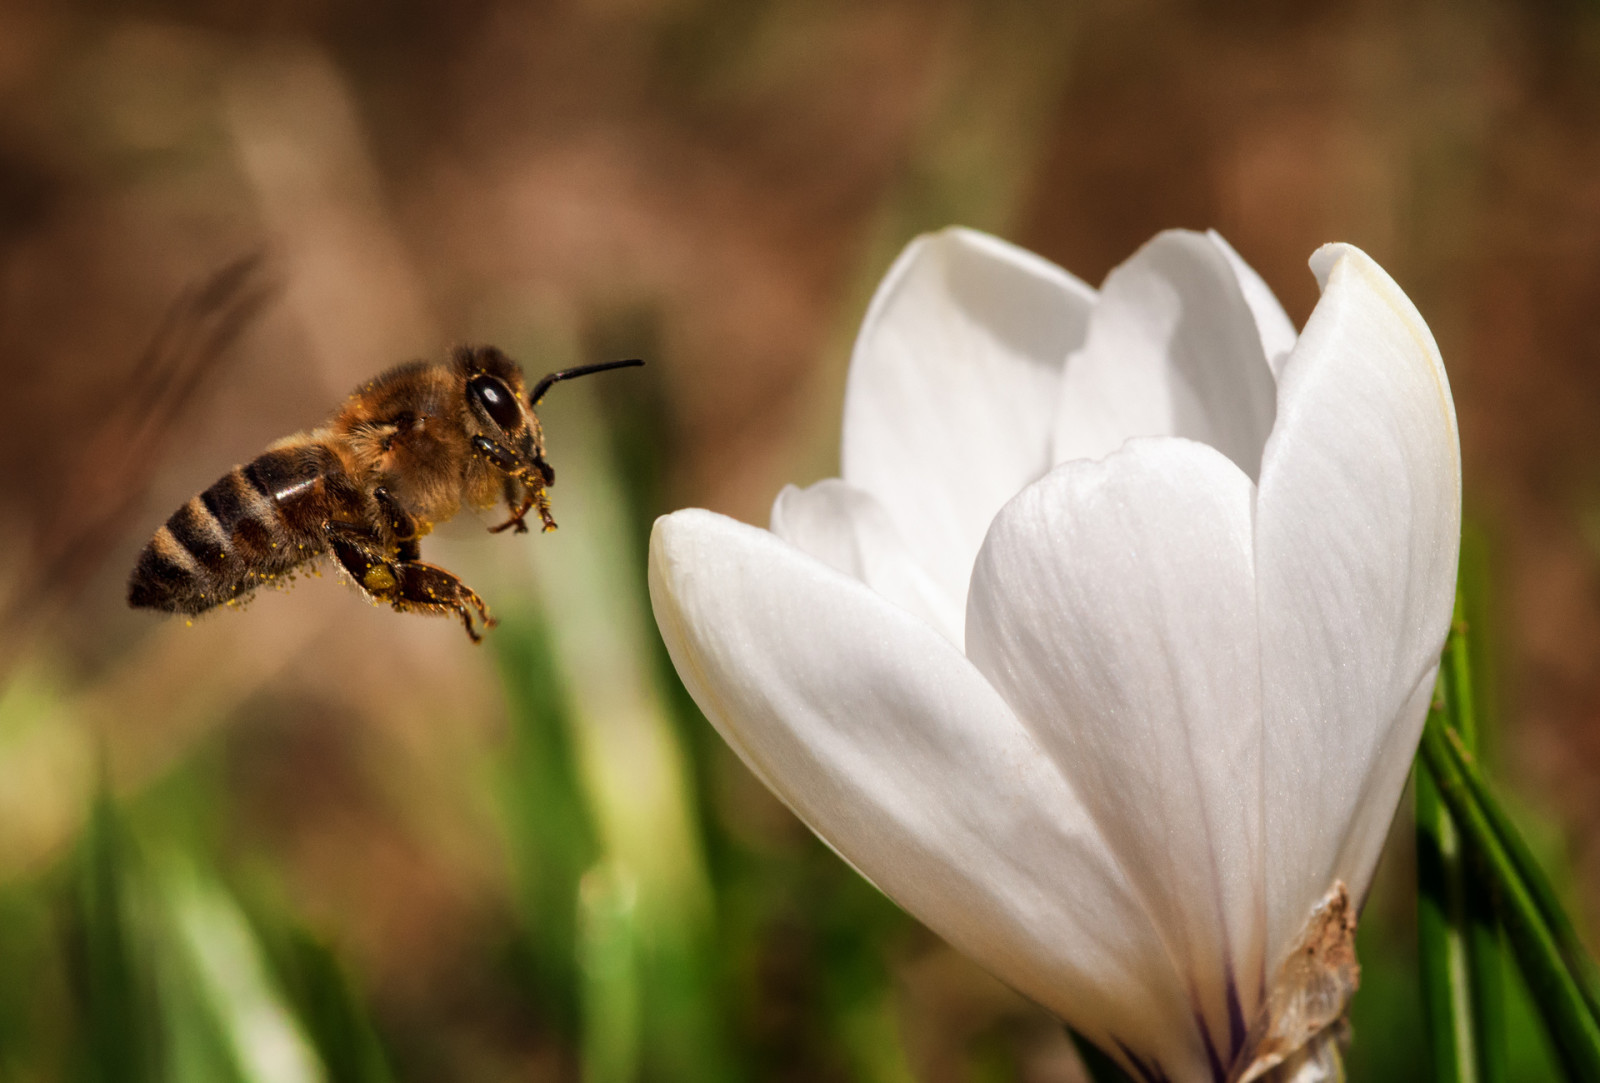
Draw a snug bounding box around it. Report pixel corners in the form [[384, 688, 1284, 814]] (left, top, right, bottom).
[[128, 443, 346, 614]]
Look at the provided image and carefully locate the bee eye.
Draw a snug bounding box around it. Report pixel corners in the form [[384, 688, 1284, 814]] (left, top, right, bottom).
[[468, 375, 523, 431]]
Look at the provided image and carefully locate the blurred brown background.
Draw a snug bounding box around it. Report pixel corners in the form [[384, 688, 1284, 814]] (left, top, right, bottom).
[[2, 0, 1599, 1079]]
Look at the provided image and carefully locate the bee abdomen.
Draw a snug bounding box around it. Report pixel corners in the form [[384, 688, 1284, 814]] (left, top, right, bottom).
[[128, 444, 341, 614]]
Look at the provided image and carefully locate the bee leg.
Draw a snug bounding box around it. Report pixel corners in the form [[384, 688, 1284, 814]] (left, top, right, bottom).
[[326, 521, 493, 642], [391, 562, 494, 643], [529, 457, 556, 532], [373, 485, 423, 559], [489, 484, 555, 534], [532, 485, 556, 533], [489, 478, 534, 536], [472, 435, 555, 534]]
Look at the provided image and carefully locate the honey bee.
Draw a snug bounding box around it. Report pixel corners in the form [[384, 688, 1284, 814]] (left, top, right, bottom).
[[127, 346, 642, 642]]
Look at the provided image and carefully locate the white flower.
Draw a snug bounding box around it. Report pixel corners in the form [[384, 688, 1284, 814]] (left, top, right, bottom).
[[648, 228, 1460, 1081]]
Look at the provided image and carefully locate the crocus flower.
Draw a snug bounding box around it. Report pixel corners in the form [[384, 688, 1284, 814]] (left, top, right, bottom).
[[648, 228, 1460, 1081]]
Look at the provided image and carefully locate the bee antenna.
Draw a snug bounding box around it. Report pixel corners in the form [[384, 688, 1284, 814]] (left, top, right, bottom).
[[529, 358, 644, 406]]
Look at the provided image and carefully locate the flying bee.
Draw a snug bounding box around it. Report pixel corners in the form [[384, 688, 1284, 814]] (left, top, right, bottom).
[[127, 346, 642, 642]]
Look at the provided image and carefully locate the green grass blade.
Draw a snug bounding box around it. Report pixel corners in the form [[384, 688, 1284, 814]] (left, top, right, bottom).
[[1451, 538, 1510, 1080], [1417, 753, 1481, 1082], [1440, 726, 1600, 1026], [272, 929, 397, 1083], [156, 855, 326, 1083], [519, 382, 740, 1082], [491, 607, 600, 1039], [1463, 835, 1509, 1083], [1463, 844, 1508, 1083], [73, 791, 158, 1083], [1415, 595, 1507, 1083], [1420, 719, 1600, 1080], [577, 863, 641, 1083]]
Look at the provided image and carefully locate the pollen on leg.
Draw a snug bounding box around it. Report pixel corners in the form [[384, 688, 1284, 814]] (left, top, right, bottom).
[[364, 566, 397, 592]]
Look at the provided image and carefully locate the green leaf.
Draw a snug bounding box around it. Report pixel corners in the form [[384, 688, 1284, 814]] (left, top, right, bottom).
[[272, 929, 397, 1083], [491, 607, 600, 1039], [577, 863, 641, 1083], [1417, 759, 1480, 1082], [1437, 724, 1600, 1026], [1416, 594, 1507, 1083], [73, 791, 159, 1083], [154, 854, 326, 1083], [1419, 718, 1600, 1080], [1454, 536, 1510, 1079]]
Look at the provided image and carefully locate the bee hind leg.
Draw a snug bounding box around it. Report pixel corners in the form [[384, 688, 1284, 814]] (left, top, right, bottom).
[[327, 522, 494, 643], [391, 562, 494, 643]]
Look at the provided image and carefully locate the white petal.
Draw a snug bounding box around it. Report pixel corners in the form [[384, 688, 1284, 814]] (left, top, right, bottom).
[[770, 479, 963, 643], [649, 509, 1210, 1079], [1052, 230, 1279, 482], [967, 438, 1265, 1072], [1207, 230, 1298, 375], [841, 227, 1096, 619], [1256, 244, 1460, 964]]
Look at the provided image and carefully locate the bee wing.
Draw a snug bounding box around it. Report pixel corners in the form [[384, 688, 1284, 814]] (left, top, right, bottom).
[[0, 252, 278, 654], [123, 251, 277, 452]]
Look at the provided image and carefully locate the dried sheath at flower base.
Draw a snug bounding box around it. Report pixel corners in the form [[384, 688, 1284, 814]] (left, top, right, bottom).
[[1235, 882, 1359, 1083]]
